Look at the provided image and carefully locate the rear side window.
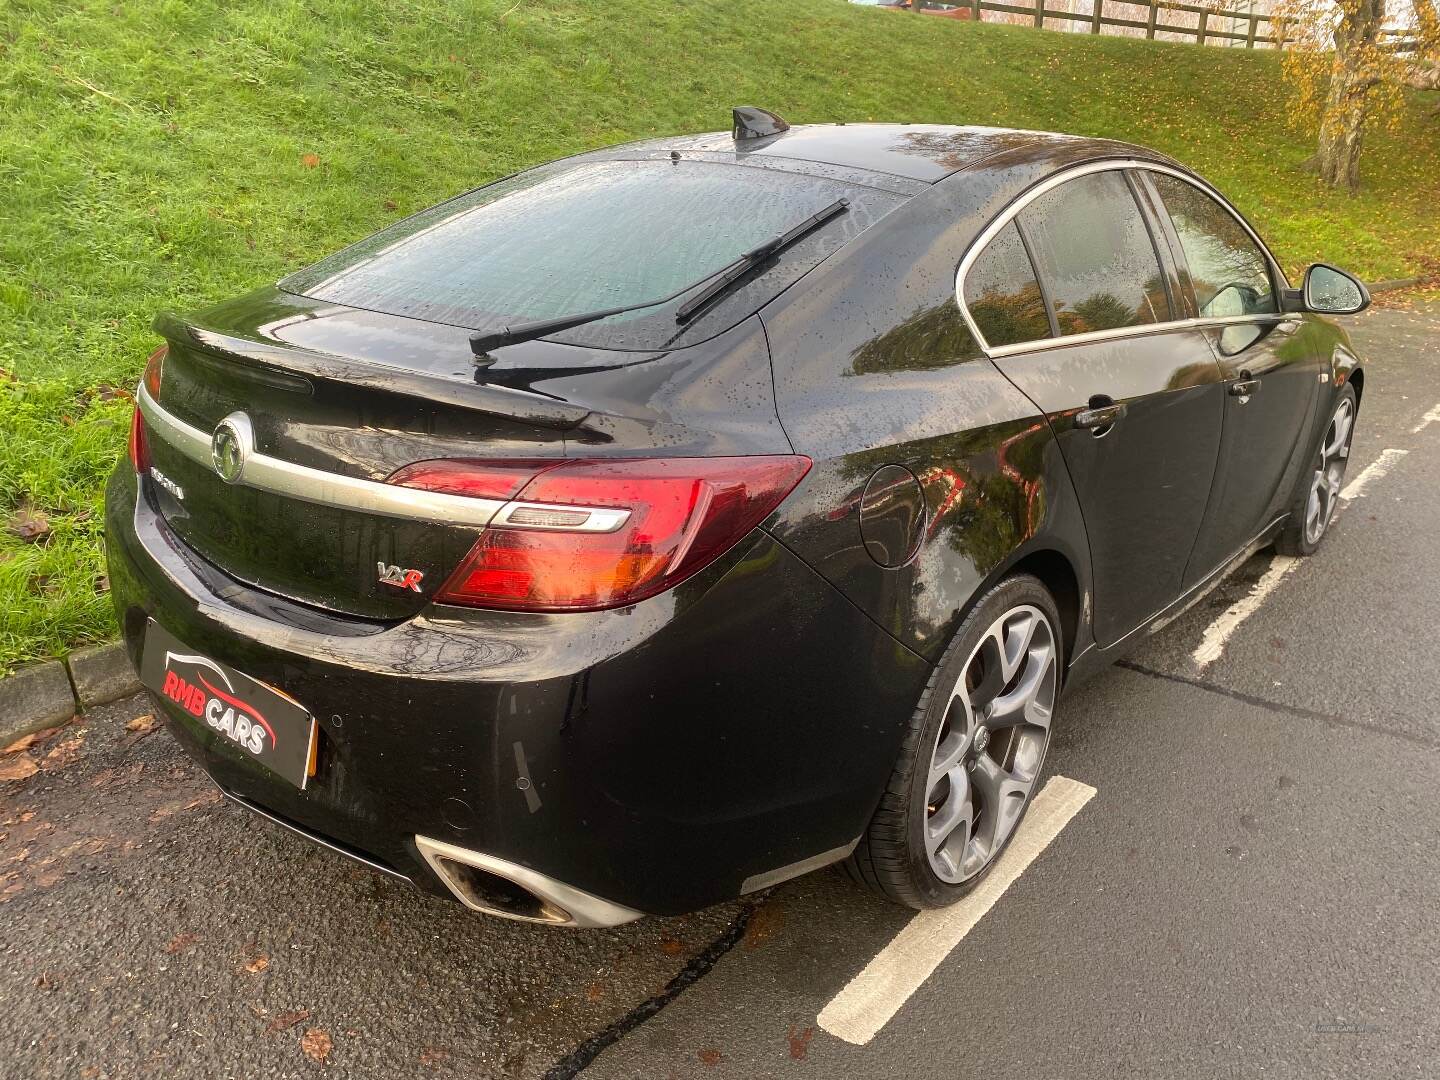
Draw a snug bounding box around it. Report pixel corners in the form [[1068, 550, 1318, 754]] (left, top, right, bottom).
[[282, 160, 901, 351], [962, 222, 1051, 347], [1019, 172, 1171, 335], [1149, 173, 1277, 318]]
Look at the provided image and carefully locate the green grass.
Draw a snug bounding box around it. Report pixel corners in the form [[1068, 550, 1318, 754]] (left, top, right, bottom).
[[2, 0, 1438, 672]]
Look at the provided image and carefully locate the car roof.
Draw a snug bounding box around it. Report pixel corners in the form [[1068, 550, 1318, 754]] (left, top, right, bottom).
[[578, 123, 1168, 185]]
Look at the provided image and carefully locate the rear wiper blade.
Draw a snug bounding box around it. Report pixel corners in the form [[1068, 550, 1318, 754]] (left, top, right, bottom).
[[469, 197, 849, 360], [673, 197, 849, 324]]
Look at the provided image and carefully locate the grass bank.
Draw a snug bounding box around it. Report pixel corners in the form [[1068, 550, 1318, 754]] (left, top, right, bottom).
[[2, 0, 1437, 671]]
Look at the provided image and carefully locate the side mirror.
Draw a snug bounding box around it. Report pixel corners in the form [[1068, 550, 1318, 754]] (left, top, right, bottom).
[[1302, 264, 1370, 315]]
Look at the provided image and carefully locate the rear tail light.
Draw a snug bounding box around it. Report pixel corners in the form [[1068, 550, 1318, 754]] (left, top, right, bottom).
[[389, 456, 811, 611], [129, 344, 165, 474], [128, 406, 150, 473]]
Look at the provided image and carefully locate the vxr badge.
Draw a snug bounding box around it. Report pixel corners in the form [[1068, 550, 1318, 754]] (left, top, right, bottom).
[[377, 562, 425, 592]]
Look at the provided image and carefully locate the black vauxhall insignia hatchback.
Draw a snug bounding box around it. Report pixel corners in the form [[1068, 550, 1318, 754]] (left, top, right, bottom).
[[107, 109, 1370, 926]]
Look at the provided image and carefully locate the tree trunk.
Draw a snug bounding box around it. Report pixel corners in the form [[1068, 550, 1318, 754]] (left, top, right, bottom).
[[1314, 0, 1385, 193]]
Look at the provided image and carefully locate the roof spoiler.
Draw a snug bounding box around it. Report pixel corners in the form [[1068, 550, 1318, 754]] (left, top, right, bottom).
[[732, 106, 789, 142], [151, 312, 592, 431]]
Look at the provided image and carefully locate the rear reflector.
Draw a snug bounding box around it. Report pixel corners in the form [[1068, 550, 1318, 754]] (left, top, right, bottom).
[[130, 344, 164, 474], [128, 405, 150, 473], [390, 456, 811, 611]]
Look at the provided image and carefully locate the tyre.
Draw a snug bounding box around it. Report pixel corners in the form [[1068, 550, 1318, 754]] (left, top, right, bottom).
[[846, 574, 1061, 909], [1275, 385, 1357, 557]]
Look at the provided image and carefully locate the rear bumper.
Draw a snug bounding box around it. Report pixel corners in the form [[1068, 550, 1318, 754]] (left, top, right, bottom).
[[105, 466, 929, 918]]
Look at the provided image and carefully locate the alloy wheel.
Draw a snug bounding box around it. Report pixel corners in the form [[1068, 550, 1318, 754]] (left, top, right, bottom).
[[1304, 397, 1354, 546], [924, 604, 1057, 884]]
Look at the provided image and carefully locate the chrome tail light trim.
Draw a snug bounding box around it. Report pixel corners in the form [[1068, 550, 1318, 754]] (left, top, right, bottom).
[[136, 385, 628, 533]]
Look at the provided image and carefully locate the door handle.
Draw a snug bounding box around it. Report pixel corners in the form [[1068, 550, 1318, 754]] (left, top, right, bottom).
[[1229, 378, 1262, 398], [1075, 400, 1126, 432]]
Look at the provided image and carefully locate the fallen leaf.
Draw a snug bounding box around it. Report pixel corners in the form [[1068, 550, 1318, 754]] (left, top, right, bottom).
[[419, 1048, 448, 1067], [41, 734, 85, 770], [698, 1048, 723, 1066], [89, 761, 144, 788], [243, 954, 270, 974], [3, 732, 39, 754], [266, 1008, 311, 1034], [659, 938, 685, 957], [79, 1066, 101, 1079], [383, 199, 398, 211], [0, 756, 39, 782], [787, 1024, 815, 1061], [13, 725, 63, 750], [149, 788, 221, 822], [743, 901, 785, 950], [7, 508, 50, 543], [125, 714, 156, 734], [300, 1028, 333, 1063], [164, 932, 200, 954], [584, 981, 604, 1002], [300, 153, 320, 169]]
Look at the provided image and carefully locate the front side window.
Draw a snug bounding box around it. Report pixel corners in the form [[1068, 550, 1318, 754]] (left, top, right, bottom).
[[1150, 173, 1277, 318], [1018, 172, 1171, 336], [962, 222, 1051, 347]]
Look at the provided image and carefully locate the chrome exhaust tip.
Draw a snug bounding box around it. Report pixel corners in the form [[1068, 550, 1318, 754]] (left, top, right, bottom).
[[414, 836, 644, 928]]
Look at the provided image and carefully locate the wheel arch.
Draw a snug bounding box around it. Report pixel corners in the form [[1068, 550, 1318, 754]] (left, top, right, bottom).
[[1000, 548, 1082, 672], [1346, 366, 1365, 408]]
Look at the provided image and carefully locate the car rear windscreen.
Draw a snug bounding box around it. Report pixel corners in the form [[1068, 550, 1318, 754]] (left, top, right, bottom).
[[281, 159, 903, 350]]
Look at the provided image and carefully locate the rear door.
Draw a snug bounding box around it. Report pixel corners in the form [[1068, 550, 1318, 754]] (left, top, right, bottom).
[[967, 166, 1226, 647], [1139, 171, 1321, 583]]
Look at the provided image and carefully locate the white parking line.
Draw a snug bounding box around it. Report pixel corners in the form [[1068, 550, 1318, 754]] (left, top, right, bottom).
[[1340, 448, 1407, 502], [817, 776, 1096, 1046], [1192, 556, 1299, 670], [1189, 446, 1409, 671], [1411, 405, 1440, 435]]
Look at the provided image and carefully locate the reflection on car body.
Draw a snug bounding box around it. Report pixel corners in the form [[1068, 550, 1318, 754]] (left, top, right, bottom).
[[107, 111, 1369, 925]]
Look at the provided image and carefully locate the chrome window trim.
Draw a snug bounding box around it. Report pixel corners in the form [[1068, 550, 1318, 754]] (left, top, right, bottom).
[[983, 313, 1296, 359], [136, 385, 629, 533], [954, 158, 1290, 358]]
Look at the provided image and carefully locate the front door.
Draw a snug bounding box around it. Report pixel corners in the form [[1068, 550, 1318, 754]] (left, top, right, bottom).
[[1140, 172, 1321, 581]]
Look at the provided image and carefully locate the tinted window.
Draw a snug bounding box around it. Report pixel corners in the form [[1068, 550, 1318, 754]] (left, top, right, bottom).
[[1019, 172, 1170, 336], [962, 222, 1051, 347], [1150, 173, 1276, 318], [282, 160, 899, 350]]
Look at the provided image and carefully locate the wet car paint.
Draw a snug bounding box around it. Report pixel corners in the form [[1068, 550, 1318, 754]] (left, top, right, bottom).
[[105, 123, 1365, 918]]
